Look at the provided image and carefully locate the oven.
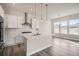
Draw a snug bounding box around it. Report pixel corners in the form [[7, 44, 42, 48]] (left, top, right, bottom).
[[0, 16, 3, 42], [0, 15, 4, 56]]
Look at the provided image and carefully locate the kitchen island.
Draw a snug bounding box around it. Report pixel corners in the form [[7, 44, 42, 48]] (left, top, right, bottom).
[[22, 33, 52, 56]]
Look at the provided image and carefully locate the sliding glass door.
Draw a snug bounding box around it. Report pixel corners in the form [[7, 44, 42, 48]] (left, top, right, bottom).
[[53, 19, 79, 36], [60, 20, 67, 34], [54, 22, 59, 33], [69, 19, 79, 35]]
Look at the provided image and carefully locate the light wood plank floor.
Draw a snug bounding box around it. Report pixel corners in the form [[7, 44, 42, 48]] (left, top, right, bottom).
[[32, 37, 79, 56], [2, 43, 26, 56], [1, 37, 79, 56]]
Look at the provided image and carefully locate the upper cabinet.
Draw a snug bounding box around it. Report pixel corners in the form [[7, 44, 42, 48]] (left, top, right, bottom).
[[7, 15, 18, 28], [4, 14, 23, 28], [4, 14, 18, 28], [0, 5, 4, 17]]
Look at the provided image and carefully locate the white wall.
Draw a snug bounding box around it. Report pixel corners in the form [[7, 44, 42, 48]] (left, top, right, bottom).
[[39, 20, 51, 35], [48, 4, 79, 20]]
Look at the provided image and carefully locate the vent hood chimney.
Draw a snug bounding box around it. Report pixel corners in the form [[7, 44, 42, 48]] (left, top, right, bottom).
[[22, 12, 32, 28], [22, 12, 29, 25]]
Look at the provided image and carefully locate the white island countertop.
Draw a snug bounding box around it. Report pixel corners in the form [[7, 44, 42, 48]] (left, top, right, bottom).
[[22, 33, 52, 56]]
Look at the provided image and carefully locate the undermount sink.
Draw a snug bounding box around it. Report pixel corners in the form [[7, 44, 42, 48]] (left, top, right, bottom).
[[32, 33, 40, 36], [22, 32, 32, 34]]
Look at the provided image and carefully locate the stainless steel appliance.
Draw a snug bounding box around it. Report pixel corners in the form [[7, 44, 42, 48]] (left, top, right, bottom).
[[0, 15, 3, 42], [0, 15, 4, 56], [22, 12, 32, 28]]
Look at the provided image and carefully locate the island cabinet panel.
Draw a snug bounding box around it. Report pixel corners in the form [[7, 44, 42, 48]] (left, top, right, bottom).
[[27, 35, 52, 56]]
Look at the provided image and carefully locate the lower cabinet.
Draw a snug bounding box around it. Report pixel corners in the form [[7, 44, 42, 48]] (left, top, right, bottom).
[[27, 35, 52, 56], [5, 43, 26, 56], [4, 29, 23, 46]]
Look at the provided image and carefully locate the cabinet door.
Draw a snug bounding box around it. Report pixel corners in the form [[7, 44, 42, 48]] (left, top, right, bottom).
[[0, 6, 4, 17], [15, 35, 24, 44], [4, 14, 8, 28], [7, 15, 18, 28], [27, 36, 52, 56], [17, 16, 23, 28]]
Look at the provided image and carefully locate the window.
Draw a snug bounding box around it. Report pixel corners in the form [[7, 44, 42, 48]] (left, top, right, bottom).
[[53, 18, 79, 36], [54, 22, 59, 33], [60, 20, 67, 34], [69, 19, 79, 35]]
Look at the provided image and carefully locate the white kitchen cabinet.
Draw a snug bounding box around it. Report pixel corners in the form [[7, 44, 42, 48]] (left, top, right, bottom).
[[4, 14, 18, 28], [0, 5, 4, 17], [15, 34, 24, 44], [4, 14, 24, 28], [7, 15, 18, 28], [4, 14, 24, 46], [4, 29, 18, 46], [26, 35, 52, 56], [4, 15, 8, 28]]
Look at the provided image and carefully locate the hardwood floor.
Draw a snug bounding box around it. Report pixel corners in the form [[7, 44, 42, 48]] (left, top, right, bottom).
[[1, 37, 79, 56], [32, 37, 79, 56], [3, 43, 26, 56]]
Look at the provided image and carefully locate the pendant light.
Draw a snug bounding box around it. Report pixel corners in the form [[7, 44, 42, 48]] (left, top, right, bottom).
[[41, 3, 42, 20], [34, 3, 37, 21], [45, 4, 48, 20]]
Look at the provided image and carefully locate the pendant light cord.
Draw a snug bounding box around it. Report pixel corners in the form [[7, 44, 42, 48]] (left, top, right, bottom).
[[34, 3, 36, 18], [45, 4, 48, 20], [41, 3, 42, 20]]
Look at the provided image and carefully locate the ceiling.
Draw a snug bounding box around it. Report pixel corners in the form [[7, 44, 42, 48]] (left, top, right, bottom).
[[1, 3, 79, 20]]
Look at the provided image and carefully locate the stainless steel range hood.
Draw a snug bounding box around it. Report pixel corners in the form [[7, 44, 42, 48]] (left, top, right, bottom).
[[22, 12, 29, 25], [22, 12, 32, 27]]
